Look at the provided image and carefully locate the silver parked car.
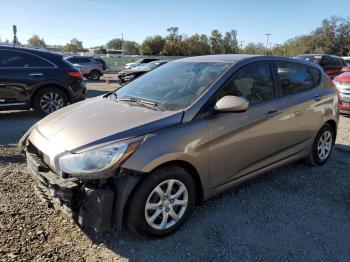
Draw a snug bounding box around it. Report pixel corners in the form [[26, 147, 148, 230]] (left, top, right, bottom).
[[20, 55, 339, 238], [125, 58, 159, 70], [65, 56, 104, 80]]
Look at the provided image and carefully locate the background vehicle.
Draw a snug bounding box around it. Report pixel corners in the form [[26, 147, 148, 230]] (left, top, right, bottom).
[[296, 54, 350, 78], [117, 60, 168, 83], [342, 56, 350, 67], [124, 58, 159, 69], [334, 72, 350, 114], [22, 55, 338, 238], [0, 46, 86, 115], [65, 56, 104, 80]]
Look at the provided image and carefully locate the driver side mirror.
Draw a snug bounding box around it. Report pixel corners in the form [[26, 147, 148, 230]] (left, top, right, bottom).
[[214, 96, 249, 112]]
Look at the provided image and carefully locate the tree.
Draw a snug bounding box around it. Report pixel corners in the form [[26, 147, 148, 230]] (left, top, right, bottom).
[[106, 38, 123, 50], [62, 39, 86, 53], [243, 42, 266, 55], [28, 35, 46, 48], [182, 34, 211, 56], [162, 27, 184, 56], [210, 29, 224, 54], [140, 35, 165, 55], [223, 30, 239, 54], [123, 41, 139, 55]]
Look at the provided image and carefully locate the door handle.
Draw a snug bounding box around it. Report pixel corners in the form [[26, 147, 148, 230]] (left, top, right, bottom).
[[29, 73, 44, 76], [314, 94, 321, 101], [267, 109, 281, 117]]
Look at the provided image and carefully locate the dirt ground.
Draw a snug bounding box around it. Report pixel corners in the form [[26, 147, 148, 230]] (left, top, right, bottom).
[[0, 76, 350, 261]]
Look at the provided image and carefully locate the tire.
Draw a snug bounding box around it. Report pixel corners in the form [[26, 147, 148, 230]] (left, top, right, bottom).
[[304, 123, 335, 166], [127, 165, 196, 238], [33, 87, 68, 115], [89, 70, 100, 81]]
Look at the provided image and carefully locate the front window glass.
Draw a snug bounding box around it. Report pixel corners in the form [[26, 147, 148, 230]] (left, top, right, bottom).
[[116, 62, 230, 111], [217, 61, 274, 105]]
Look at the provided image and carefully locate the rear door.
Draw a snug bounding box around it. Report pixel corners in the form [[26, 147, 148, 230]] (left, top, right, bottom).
[[74, 57, 92, 75], [273, 61, 324, 150], [207, 61, 293, 188], [0, 50, 55, 106]]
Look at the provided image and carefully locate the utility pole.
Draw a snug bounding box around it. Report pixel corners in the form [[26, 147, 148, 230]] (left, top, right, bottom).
[[265, 33, 271, 55], [121, 33, 124, 56], [239, 41, 244, 53], [13, 25, 18, 45]]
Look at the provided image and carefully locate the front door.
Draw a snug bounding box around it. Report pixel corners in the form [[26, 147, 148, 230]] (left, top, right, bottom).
[[207, 61, 290, 188]]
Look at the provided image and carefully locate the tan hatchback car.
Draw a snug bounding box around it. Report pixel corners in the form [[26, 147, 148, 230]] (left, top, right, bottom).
[[20, 55, 339, 238]]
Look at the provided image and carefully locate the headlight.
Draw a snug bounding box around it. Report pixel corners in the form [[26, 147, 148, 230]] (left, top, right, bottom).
[[59, 142, 139, 177]]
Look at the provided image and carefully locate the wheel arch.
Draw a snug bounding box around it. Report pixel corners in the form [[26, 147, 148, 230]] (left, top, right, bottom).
[[30, 83, 72, 107], [119, 160, 205, 229], [324, 119, 337, 142]]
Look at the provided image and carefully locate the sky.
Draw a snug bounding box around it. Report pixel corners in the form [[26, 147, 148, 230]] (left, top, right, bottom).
[[0, 0, 349, 48]]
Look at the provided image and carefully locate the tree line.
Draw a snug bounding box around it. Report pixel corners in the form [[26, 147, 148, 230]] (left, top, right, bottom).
[[25, 16, 350, 57]]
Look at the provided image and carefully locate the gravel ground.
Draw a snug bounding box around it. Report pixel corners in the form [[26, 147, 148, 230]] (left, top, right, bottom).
[[1, 79, 350, 261]]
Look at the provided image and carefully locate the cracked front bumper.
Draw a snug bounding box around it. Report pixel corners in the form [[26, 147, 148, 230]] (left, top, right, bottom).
[[26, 148, 118, 231]]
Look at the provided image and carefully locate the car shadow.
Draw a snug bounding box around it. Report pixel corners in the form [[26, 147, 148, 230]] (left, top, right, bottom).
[[0, 110, 41, 145], [78, 143, 350, 261]]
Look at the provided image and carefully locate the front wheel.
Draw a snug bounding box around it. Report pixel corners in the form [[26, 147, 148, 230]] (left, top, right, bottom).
[[305, 123, 335, 166], [127, 165, 196, 238]]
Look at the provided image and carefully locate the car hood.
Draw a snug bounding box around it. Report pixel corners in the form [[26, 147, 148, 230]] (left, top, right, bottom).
[[35, 96, 183, 152]]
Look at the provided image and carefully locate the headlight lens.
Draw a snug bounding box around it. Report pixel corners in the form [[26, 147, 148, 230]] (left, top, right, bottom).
[[59, 142, 138, 175]]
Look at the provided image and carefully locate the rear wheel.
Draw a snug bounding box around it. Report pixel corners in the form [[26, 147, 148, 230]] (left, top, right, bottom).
[[127, 165, 196, 238], [305, 123, 335, 166], [89, 70, 100, 80], [33, 87, 68, 115]]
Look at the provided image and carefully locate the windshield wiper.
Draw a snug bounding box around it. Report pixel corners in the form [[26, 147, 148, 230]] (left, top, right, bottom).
[[116, 96, 161, 111], [138, 99, 162, 111], [103, 91, 117, 99]]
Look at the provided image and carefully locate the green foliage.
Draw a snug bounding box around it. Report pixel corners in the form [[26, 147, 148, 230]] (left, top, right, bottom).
[[123, 41, 139, 55], [62, 39, 86, 53], [27, 35, 46, 48], [140, 35, 165, 55], [106, 38, 123, 50], [271, 16, 350, 56]]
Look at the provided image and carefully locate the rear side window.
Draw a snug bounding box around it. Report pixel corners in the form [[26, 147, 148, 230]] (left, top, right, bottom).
[[218, 61, 274, 105], [0, 50, 54, 68], [276, 62, 314, 95], [309, 67, 321, 86]]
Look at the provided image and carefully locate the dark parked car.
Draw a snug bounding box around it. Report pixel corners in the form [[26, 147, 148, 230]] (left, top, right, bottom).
[[0, 46, 86, 115], [117, 60, 168, 83], [65, 56, 105, 80], [296, 54, 350, 79]]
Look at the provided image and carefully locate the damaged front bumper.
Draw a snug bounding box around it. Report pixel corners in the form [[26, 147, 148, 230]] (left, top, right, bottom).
[[25, 145, 141, 231]]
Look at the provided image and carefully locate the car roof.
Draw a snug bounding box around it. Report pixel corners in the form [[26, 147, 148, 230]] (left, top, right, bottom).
[[297, 54, 341, 58], [0, 45, 62, 59], [172, 54, 321, 69]]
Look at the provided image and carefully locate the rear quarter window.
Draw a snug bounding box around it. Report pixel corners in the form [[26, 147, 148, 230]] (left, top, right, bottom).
[[276, 62, 315, 95], [0, 50, 54, 68]]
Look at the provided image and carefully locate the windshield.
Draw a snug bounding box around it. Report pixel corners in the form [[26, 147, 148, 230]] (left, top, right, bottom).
[[116, 62, 230, 111], [135, 62, 159, 70]]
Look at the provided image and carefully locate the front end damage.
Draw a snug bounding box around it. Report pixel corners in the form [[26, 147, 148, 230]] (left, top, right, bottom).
[[25, 142, 141, 231]]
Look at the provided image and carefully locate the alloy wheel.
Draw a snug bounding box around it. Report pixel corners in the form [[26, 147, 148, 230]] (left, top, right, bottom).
[[145, 179, 188, 230], [317, 130, 333, 160], [39, 92, 64, 114]]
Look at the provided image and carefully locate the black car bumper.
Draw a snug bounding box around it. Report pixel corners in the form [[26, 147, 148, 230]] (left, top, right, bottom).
[[26, 145, 141, 231], [71, 82, 87, 102]]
